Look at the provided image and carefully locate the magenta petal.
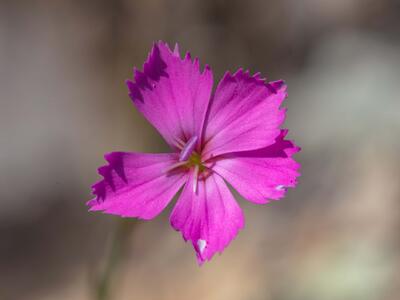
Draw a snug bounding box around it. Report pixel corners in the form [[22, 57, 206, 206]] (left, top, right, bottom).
[[126, 42, 213, 149], [202, 70, 287, 159], [170, 171, 244, 264], [88, 152, 187, 220], [211, 130, 301, 204]]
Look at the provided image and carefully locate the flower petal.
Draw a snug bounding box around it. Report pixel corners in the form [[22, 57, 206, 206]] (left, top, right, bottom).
[[202, 69, 286, 159], [88, 152, 187, 220], [211, 130, 301, 204], [126, 41, 213, 150], [170, 171, 244, 264]]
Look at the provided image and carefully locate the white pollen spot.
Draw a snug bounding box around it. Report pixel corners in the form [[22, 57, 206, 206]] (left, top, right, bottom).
[[197, 239, 207, 253], [276, 185, 286, 191]]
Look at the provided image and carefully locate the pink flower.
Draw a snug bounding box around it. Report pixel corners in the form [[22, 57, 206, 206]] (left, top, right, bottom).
[[87, 41, 301, 264]]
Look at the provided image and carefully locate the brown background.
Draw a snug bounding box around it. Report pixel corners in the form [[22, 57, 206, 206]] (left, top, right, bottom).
[[1, 0, 400, 299]]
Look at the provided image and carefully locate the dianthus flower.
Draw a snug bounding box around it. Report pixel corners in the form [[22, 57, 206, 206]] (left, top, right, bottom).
[[88, 41, 300, 264]]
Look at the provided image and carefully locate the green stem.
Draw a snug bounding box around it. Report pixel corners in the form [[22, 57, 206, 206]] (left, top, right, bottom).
[[96, 219, 135, 300]]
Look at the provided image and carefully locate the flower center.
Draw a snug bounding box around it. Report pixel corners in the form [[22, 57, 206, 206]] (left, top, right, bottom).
[[167, 135, 212, 193], [178, 136, 206, 174], [178, 136, 198, 162], [186, 152, 206, 172]]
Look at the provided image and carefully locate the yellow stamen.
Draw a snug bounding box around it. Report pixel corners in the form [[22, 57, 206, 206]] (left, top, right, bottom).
[[186, 152, 206, 172]]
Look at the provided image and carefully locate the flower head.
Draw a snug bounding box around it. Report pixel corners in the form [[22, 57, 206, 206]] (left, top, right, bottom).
[[87, 41, 301, 264]]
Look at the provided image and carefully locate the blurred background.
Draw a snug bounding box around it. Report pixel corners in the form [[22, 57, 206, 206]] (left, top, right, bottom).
[[1, 0, 400, 299]]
